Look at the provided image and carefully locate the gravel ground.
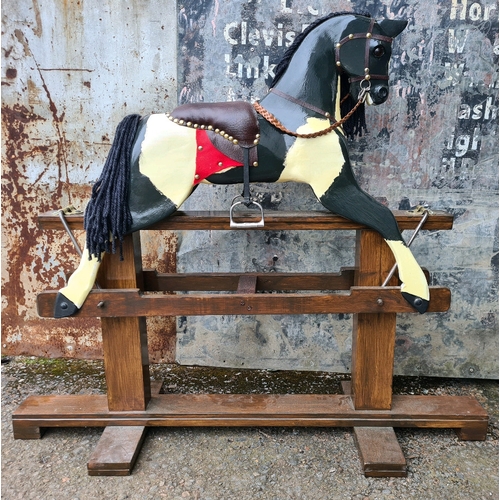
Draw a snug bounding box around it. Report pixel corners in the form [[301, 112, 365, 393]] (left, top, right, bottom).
[[2, 357, 498, 500]]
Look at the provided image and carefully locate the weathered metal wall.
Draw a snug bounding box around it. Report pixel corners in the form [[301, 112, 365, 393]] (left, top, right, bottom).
[[2, 0, 178, 362], [175, 0, 498, 378], [2, 0, 498, 378]]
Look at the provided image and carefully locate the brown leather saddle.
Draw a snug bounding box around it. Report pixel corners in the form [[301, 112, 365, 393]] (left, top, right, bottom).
[[170, 101, 259, 167]]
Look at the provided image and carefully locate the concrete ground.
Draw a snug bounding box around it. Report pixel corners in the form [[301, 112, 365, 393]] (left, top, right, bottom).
[[1, 357, 498, 500]]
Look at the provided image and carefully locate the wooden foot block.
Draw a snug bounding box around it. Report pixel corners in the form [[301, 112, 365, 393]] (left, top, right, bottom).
[[87, 381, 162, 476], [455, 421, 489, 441], [87, 426, 147, 476], [13, 422, 45, 440], [353, 427, 407, 477]]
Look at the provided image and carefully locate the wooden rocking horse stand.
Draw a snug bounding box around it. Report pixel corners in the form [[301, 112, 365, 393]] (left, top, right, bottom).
[[13, 209, 488, 477]]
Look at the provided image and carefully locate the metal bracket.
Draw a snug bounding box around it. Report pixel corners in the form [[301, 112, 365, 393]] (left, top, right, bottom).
[[229, 198, 265, 228], [56, 206, 83, 257]]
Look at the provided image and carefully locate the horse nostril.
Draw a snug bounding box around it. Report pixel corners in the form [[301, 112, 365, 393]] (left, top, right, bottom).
[[378, 87, 389, 100]]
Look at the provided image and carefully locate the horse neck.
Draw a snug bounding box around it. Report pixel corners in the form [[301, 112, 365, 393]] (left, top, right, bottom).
[[260, 20, 344, 122]]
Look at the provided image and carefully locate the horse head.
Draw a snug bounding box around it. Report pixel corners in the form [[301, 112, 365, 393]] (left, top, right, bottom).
[[335, 16, 407, 106]]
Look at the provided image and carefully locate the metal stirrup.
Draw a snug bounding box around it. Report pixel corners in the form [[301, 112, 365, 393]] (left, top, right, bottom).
[[229, 146, 265, 228]]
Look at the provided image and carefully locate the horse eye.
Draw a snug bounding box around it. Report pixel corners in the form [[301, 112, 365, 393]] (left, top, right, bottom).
[[373, 45, 385, 58]]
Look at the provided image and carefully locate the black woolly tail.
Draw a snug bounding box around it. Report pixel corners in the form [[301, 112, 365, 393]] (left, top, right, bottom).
[[340, 74, 367, 139], [84, 114, 142, 260]]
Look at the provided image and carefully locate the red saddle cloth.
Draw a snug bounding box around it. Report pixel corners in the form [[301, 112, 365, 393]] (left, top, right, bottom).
[[170, 101, 260, 184]]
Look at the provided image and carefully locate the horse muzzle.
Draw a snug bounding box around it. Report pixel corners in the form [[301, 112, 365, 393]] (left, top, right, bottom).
[[369, 84, 389, 105], [350, 81, 389, 106]]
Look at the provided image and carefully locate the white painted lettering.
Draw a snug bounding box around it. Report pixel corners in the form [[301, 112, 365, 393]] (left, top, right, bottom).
[[248, 28, 260, 46], [285, 31, 295, 46], [450, 0, 468, 20], [472, 104, 483, 119], [458, 104, 471, 119], [224, 22, 238, 45], [448, 28, 469, 53], [263, 55, 276, 79], [484, 96, 498, 120], [241, 21, 247, 45], [450, 0, 497, 21], [281, 0, 292, 14], [262, 29, 275, 47], [442, 156, 456, 170], [469, 2, 483, 20], [470, 127, 481, 150], [225, 54, 236, 76]]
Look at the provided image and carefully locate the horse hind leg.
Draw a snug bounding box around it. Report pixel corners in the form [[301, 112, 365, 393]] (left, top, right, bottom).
[[54, 247, 102, 318]]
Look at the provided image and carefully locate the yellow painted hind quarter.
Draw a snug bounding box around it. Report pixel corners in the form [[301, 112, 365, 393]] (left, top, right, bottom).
[[139, 114, 197, 206], [279, 118, 345, 198]]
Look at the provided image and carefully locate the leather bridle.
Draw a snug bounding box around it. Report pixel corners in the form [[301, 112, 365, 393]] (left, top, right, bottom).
[[334, 17, 393, 86]]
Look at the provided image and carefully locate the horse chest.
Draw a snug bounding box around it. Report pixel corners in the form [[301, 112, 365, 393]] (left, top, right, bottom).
[[278, 118, 346, 198]]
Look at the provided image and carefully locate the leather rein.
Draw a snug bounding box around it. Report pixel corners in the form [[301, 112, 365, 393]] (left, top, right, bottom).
[[253, 18, 393, 140]]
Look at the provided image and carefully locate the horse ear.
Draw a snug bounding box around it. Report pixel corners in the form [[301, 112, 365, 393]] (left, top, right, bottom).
[[378, 19, 408, 38]]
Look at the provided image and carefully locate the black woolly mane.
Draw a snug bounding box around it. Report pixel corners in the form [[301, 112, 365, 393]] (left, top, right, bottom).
[[271, 11, 371, 138], [84, 114, 142, 259]]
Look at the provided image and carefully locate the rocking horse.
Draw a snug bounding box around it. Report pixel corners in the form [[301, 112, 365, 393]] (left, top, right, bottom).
[[54, 11, 430, 318]]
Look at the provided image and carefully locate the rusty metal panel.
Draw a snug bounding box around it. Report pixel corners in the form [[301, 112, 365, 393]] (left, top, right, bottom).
[[2, 0, 178, 361], [175, 0, 498, 378]]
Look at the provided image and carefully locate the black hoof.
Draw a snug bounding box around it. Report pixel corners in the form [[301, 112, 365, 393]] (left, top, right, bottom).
[[402, 292, 429, 314], [54, 293, 79, 318]]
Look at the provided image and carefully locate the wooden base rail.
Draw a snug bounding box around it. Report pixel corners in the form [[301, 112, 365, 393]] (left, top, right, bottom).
[[12, 210, 488, 477], [13, 391, 487, 435]]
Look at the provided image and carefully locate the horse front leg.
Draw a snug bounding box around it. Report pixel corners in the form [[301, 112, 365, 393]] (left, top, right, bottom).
[[54, 247, 102, 318], [280, 122, 429, 312], [316, 169, 429, 313]]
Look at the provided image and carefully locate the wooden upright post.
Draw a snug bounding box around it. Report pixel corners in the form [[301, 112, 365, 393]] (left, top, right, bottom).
[[97, 232, 151, 411], [351, 229, 397, 410]]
